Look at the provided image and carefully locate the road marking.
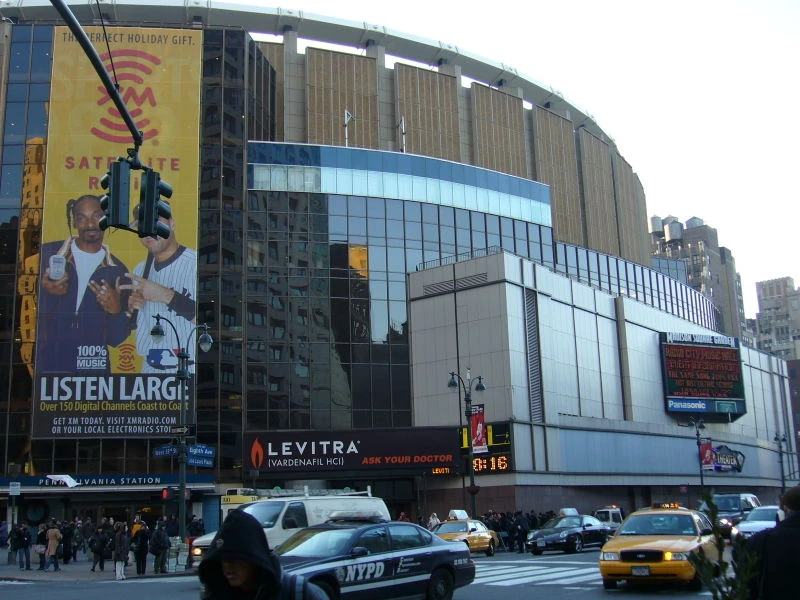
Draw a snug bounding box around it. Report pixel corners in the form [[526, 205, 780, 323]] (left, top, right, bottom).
[[475, 562, 601, 587]]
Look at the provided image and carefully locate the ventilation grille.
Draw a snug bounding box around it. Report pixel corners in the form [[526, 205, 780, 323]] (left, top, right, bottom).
[[525, 289, 544, 423], [422, 272, 488, 297]]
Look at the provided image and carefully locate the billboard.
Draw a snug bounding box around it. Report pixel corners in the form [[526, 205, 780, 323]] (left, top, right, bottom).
[[660, 332, 746, 419], [32, 27, 202, 438], [245, 428, 461, 474]]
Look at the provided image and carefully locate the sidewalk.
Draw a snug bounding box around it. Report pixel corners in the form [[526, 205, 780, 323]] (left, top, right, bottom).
[[0, 549, 195, 583]]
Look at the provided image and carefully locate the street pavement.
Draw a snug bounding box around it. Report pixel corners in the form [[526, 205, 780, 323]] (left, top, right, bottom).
[[0, 548, 196, 583]]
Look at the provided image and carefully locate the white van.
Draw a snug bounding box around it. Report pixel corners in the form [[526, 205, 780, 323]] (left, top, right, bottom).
[[190, 488, 390, 565]]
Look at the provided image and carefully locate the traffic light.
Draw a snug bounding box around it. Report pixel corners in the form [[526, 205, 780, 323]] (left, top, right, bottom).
[[138, 169, 173, 239], [161, 487, 175, 501], [98, 160, 131, 231]]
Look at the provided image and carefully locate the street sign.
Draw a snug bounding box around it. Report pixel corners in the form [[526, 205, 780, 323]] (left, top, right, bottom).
[[188, 444, 216, 458], [187, 456, 214, 468], [170, 425, 190, 435], [9, 481, 21, 496], [153, 444, 179, 458]]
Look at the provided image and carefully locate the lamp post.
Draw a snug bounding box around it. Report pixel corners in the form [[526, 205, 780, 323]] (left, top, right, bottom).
[[774, 433, 787, 495], [688, 417, 706, 494], [151, 313, 213, 542], [448, 368, 485, 519]]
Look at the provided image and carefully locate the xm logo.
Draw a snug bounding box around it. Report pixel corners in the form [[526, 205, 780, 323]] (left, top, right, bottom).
[[93, 49, 162, 143]]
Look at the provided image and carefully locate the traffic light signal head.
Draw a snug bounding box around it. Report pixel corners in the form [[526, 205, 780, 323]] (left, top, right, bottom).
[[161, 487, 174, 501], [98, 160, 132, 231], [138, 169, 173, 239]]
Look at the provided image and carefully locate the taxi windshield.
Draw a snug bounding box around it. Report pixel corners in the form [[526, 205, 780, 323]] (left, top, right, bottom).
[[276, 528, 354, 557], [617, 514, 697, 536], [434, 521, 469, 533]]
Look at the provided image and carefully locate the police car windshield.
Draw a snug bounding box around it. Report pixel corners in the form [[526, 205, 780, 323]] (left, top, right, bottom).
[[617, 514, 697, 536], [276, 528, 355, 557], [242, 501, 285, 528]]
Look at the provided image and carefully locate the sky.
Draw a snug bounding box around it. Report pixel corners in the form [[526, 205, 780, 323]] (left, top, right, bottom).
[[229, 0, 799, 317]]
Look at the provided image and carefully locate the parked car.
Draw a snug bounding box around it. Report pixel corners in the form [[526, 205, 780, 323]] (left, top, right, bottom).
[[731, 505, 780, 541], [526, 514, 611, 554], [432, 518, 500, 556], [275, 512, 475, 600], [599, 504, 719, 590]]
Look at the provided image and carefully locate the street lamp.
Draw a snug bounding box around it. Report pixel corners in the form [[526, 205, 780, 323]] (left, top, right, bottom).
[[448, 368, 486, 519], [151, 313, 213, 542], [774, 433, 787, 495], [688, 417, 706, 494]]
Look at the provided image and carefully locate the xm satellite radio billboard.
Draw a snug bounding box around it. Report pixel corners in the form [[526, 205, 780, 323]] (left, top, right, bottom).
[[659, 332, 746, 420], [31, 27, 202, 438]]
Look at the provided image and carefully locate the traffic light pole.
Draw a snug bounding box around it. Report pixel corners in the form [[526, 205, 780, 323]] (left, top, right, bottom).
[[50, 0, 143, 149], [151, 315, 213, 543]]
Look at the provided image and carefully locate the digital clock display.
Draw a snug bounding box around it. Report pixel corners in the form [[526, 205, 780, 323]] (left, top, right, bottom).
[[472, 453, 512, 473]]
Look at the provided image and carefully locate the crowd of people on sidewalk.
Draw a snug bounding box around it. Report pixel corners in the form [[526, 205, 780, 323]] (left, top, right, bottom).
[[1, 512, 205, 580]]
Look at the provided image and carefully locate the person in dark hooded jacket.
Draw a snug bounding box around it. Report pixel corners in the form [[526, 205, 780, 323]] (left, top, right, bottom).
[[198, 510, 328, 600]]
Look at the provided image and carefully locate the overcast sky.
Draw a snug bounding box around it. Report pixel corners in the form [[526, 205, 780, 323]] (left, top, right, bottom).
[[231, 0, 799, 317]]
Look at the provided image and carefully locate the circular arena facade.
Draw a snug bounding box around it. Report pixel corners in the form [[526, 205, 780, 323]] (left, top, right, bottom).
[[0, 1, 793, 527]]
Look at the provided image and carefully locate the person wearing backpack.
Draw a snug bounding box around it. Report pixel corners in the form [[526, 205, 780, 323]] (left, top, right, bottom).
[[198, 510, 329, 599]]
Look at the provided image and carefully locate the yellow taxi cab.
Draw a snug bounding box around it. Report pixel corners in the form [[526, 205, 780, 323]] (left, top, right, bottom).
[[432, 514, 500, 557], [598, 503, 719, 590]]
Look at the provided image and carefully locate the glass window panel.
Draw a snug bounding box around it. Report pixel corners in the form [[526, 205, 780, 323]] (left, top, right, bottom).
[[348, 216, 366, 236], [349, 195, 366, 216], [404, 220, 421, 240], [421, 203, 438, 224], [404, 200, 421, 221], [30, 42, 52, 82], [386, 246, 405, 273], [369, 245, 387, 272], [386, 198, 403, 220]]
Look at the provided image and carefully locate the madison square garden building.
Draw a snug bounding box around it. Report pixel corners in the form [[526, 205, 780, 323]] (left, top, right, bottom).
[[0, 2, 795, 528]]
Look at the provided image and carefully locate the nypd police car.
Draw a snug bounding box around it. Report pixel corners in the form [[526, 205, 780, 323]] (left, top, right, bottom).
[[275, 512, 475, 600]]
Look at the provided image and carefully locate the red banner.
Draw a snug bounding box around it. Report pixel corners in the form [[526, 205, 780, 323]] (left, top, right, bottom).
[[471, 404, 488, 454], [700, 440, 715, 470]]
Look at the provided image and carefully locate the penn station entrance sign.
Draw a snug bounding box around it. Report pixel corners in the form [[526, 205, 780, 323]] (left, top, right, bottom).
[[245, 428, 460, 474]]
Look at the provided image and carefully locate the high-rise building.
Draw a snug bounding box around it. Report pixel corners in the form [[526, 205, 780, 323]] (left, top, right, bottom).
[[650, 215, 747, 341], [0, 2, 792, 525], [755, 277, 800, 359]]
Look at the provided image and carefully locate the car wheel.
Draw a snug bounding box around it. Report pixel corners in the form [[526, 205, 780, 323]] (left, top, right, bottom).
[[567, 536, 583, 553], [426, 568, 454, 600], [602, 578, 617, 590], [485, 540, 495, 557], [311, 578, 338, 600]]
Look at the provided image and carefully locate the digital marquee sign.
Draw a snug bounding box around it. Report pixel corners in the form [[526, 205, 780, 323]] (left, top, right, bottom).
[[660, 332, 746, 420]]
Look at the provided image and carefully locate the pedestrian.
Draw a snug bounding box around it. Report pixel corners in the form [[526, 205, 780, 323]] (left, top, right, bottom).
[[62, 521, 74, 564], [427, 512, 441, 530], [150, 522, 171, 574], [513, 510, 530, 554], [398, 512, 411, 522], [9, 522, 32, 571], [35, 523, 47, 569], [113, 521, 130, 581], [132, 522, 151, 575], [747, 484, 800, 599], [166, 514, 179, 538], [198, 509, 328, 599], [81, 517, 94, 556], [89, 525, 110, 572], [44, 520, 62, 571]]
